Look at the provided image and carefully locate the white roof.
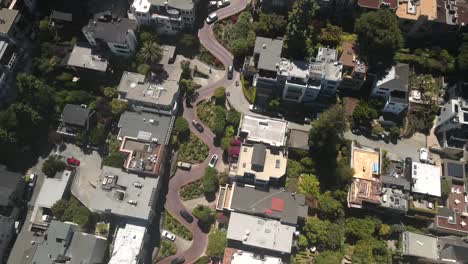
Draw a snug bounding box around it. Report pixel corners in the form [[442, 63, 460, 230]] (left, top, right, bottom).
[[231, 251, 283, 264], [108, 223, 145, 264], [411, 162, 441, 197], [240, 115, 288, 147], [35, 170, 72, 208], [227, 212, 295, 253]]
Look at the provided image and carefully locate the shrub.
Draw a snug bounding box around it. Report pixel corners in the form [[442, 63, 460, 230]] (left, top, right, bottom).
[[103, 153, 126, 168], [202, 167, 219, 194], [42, 155, 67, 177]]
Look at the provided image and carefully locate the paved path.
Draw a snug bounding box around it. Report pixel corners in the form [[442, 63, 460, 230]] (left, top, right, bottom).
[[158, 1, 249, 263]]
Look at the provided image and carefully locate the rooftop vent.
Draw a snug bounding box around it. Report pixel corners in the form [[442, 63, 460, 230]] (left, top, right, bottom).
[[262, 44, 267, 49]]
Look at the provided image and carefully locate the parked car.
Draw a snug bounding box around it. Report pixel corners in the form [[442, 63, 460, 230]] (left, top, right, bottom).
[[177, 161, 192, 170], [208, 154, 218, 168], [208, 0, 218, 7], [180, 210, 194, 223], [171, 257, 185, 264], [42, 215, 52, 222], [206, 13, 218, 24], [162, 230, 176, 241], [419, 148, 429, 162], [217, 0, 230, 8], [192, 120, 204, 132], [227, 65, 233, 79], [28, 174, 38, 188], [67, 157, 80, 166]]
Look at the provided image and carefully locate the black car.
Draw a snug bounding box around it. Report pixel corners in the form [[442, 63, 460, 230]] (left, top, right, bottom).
[[171, 257, 185, 264], [192, 120, 204, 132], [180, 210, 194, 223]]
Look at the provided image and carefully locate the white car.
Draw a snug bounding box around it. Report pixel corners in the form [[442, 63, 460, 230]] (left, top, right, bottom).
[[217, 0, 230, 8], [208, 154, 218, 168], [162, 230, 176, 241], [419, 148, 429, 162], [29, 173, 38, 188], [206, 13, 218, 24]]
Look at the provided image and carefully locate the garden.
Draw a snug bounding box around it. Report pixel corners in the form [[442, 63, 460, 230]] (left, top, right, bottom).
[[198, 46, 225, 70], [180, 179, 204, 201], [164, 210, 193, 240], [155, 240, 177, 262], [178, 133, 209, 163]]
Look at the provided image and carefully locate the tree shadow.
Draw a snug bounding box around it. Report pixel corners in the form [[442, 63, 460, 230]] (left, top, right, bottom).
[[204, 191, 216, 202]]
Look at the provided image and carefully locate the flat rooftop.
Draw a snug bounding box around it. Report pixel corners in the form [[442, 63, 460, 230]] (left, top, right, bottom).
[[348, 178, 382, 207], [287, 129, 309, 150], [117, 111, 174, 145], [65, 45, 108, 72], [108, 223, 145, 264], [411, 162, 441, 197], [380, 187, 408, 211], [0, 8, 18, 34], [120, 137, 165, 175], [240, 115, 288, 147], [396, 0, 437, 20], [401, 231, 438, 259], [351, 145, 380, 180], [448, 184, 466, 212], [235, 144, 287, 182], [227, 212, 296, 254], [443, 159, 465, 180], [72, 166, 159, 221], [35, 170, 72, 208], [224, 248, 283, 264], [435, 209, 468, 235], [254, 37, 283, 72], [220, 183, 307, 225]]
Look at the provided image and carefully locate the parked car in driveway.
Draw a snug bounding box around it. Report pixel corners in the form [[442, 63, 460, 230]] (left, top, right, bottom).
[[180, 210, 194, 223], [192, 120, 204, 132], [419, 148, 429, 162], [177, 161, 192, 170], [217, 0, 230, 8], [206, 13, 218, 24], [227, 65, 233, 79], [28, 173, 38, 188], [208, 154, 218, 168], [171, 257, 185, 264], [162, 230, 176, 241], [67, 157, 80, 166]]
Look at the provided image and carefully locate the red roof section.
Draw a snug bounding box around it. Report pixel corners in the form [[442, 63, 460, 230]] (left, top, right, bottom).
[[271, 197, 285, 212], [436, 212, 468, 234], [448, 184, 466, 212]]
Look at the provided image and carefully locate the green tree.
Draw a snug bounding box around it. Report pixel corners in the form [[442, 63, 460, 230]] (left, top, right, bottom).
[[17, 74, 56, 115], [206, 229, 227, 257], [353, 101, 378, 125], [174, 117, 189, 138], [177, 33, 199, 50], [103, 153, 126, 168], [314, 251, 344, 264], [137, 64, 151, 76], [51, 199, 68, 219], [345, 217, 378, 243], [352, 238, 391, 264], [139, 31, 155, 43], [298, 174, 320, 197], [192, 205, 215, 228], [354, 9, 403, 69], [226, 110, 241, 127], [303, 217, 344, 251], [268, 97, 281, 109], [202, 167, 219, 193], [318, 193, 344, 220], [42, 155, 67, 177], [253, 13, 287, 38], [287, 160, 304, 179], [389, 126, 400, 138], [441, 178, 452, 200], [213, 87, 226, 105], [379, 224, 391, 237], [212, 106, 227, 136], [138, 41, 163, 65], [181, 60, 192, 80], [285, 0, 319, 58], [61, 197, 91, 229], [89, 124, 107, 146], [103, 87, 118, 98], [180, 79, 200, 103], [227, 12, 256, 58], [318, 23, 343, 48], [110, 99, 128, 116]]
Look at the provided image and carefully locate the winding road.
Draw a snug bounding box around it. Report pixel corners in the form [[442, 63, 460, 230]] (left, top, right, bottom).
[[158, 1, 249, 263]]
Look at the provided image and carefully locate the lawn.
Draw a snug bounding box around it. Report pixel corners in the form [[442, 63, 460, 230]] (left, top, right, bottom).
[[155, 240, 176, 262], [178, 133, 209, 163], [164, 210, 193, 241], [180, 179, 204, 201]]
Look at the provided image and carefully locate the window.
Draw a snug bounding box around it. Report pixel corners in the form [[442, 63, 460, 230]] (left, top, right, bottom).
[[114, 44, 128, 49], [275, 160, 280, 168]]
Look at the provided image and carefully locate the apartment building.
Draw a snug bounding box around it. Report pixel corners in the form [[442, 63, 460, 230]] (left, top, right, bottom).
[[128, 0, 199, 34], [338, 41, 367, 92]]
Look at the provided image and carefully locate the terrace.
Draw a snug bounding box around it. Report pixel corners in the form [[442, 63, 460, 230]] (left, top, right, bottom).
[[120, 137, 165, 176], [396, 0, 437, 21], [448, 184, 466, 212], [435, 209, 468, 235]]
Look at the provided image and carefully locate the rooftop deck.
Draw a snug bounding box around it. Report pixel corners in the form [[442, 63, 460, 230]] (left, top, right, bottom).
[[351, 147, 380, 180], [396, 0, 437, 20], [120, 137, 165, 175], [448, 184, 466, 212], [349, 178, 382, 207]]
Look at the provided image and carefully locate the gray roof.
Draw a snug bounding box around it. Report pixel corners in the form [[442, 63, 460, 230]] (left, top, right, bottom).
[[0, 8, 19, 35], [149, 0, 195, 10], [160, 45, 176, 65], [64, 44, 108, 72], [0, 216, 14, 261], [254, 37, 283, 72], [83, 12, 137, 44], [401, 231, 438, 260], [62, 104, 92, 127], [66, 232, 107, 264], [50, 10, 72, 22], [438, 236, 468, 263], [0, 165, 23, 206], [376, 63, 409, 93], [117, 111, 174, 145], [381, 175, 410, 191], [443, 159, 465, 180], [227, 212, 296, 254], [230, 185, 307, 225], [316, 47, 338, 63], [32, 221, 77, 264], [35, 170, 72, 208], [251, 144, 266, 168], [288, 129, 310, 150]]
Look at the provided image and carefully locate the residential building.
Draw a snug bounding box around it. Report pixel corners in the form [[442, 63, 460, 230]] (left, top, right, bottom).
[[108, 223, 146, 264], [82, 12, 138, 56], [0, 165, 24, 217], [396, 0, 438, 21], [128, 0, 199, 34], [216, 182, 308, 226], [29, 220, 108, 264], [0, 215, 14, 262], [0, 8, 30, 45], [56, 104, 96, 137], [371, 63, 410, 115], [231, 143, 287, 187], [279, 59, 322, 103], [407, 162, 441, 220], [401, 231, 468, 263], [223, 248, 283, 264], [338, 41, 367, 92], [315, 47, 342, 97], [226, 212, 296, 256], [48, 10, 73, 29], [434, 98, 468, 158], [442, 159, 466, 185], [347, 143, 382, 209], [30, 170, 73, 230], [380, 160, 410, 213], [63, 44, 109, 73], [117, 111, 174, 176], [435, 0, 468, 26], [239, 115, 288, 147], [71, 166, 161, 222]]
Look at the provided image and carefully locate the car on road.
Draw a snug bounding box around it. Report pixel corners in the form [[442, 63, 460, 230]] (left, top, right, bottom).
[[161, 230, 176, 241], [208, 154, 218, 168], [192, 120, 204, 132], [177, 161, 192, 170], [227, 65, 233, 79], [171, 257, 185, 264], [28, 173, 38, 188], [217, 0, 230, 8], [67, 157, 80, 166], [180, 210, 194, 223], [206, 13, 218, 24], [419, 148, 429, 162]]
